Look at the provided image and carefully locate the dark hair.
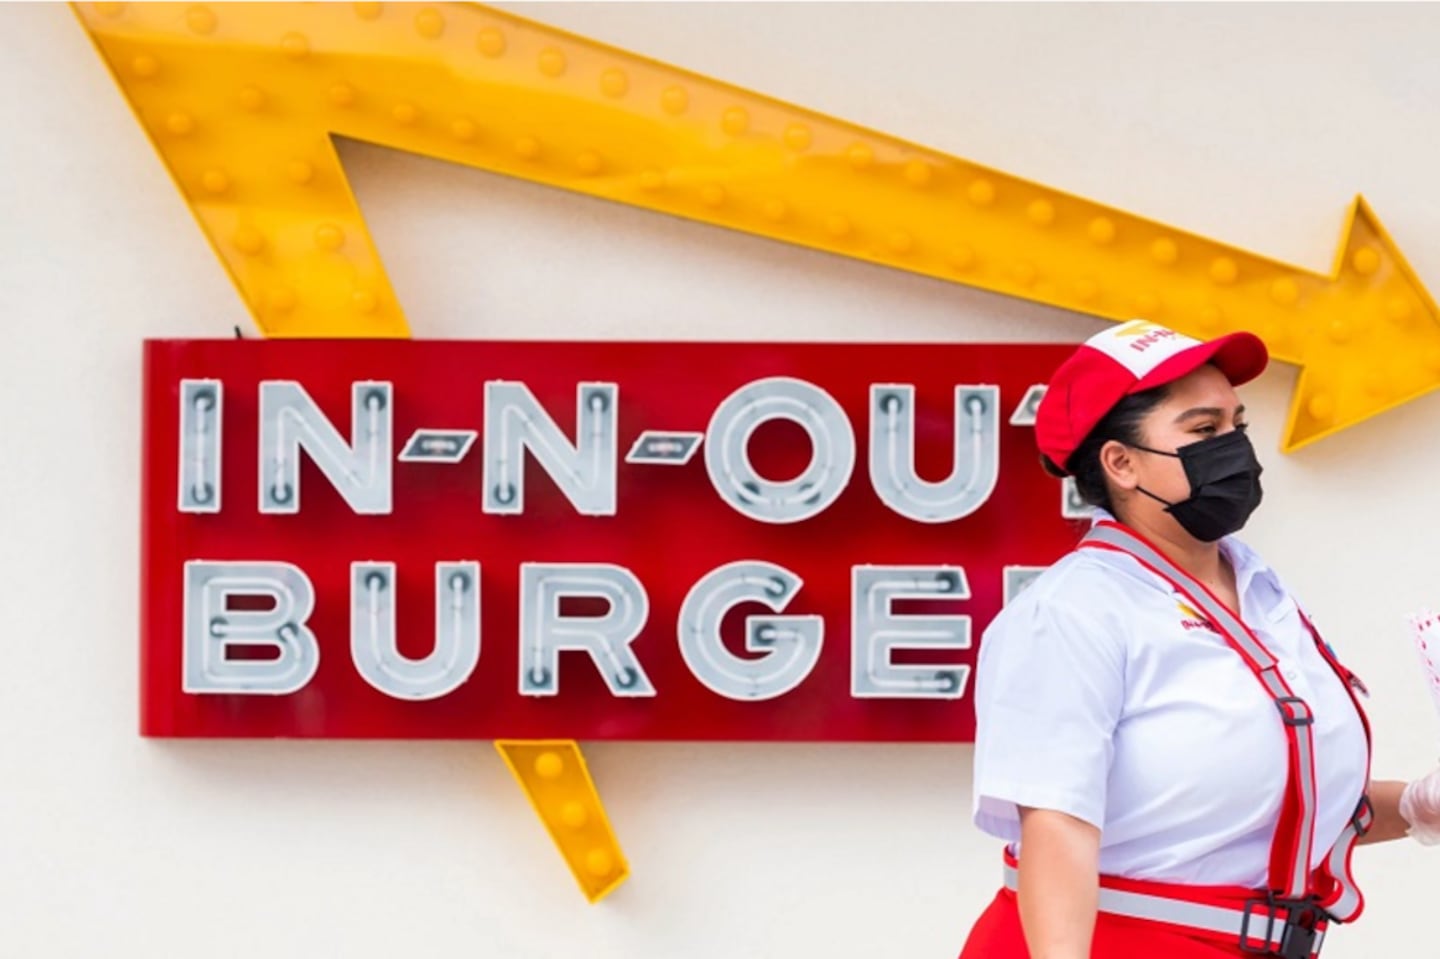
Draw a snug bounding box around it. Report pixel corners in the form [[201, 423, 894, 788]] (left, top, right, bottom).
[[1040, 385, 1171, 514]]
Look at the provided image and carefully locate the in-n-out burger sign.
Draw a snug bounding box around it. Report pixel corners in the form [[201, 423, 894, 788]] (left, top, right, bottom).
[[142, 338, 1080, 741]]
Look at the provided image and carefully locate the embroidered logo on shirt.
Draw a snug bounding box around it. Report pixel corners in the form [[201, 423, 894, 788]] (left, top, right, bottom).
[[1177, 601, 1218, 633]]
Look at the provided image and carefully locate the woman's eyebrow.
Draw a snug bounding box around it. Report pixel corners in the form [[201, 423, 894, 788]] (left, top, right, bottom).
[[1173, 404, 1245, 424]]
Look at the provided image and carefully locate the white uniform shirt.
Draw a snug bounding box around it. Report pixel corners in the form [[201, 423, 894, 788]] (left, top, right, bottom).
[[972, 519, 1369, 887]]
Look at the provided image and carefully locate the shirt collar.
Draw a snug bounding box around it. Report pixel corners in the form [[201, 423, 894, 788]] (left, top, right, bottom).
[[1088, 507, 1280, 604]]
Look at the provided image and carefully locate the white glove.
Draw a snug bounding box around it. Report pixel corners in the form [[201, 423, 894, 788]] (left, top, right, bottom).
[[1399, 768, 1440, 845]]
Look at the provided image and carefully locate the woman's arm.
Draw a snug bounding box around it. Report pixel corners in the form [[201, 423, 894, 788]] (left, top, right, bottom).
[[1359, 780, 1410, 845], [1016, 807, 1102, 959]]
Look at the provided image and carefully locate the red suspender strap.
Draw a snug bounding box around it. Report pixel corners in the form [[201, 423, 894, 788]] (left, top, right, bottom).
[[1080, 521, 1371, 915], [1301, 610, 1374, 923]]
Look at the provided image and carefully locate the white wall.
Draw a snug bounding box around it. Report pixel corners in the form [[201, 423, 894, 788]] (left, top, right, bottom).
[[4, 2, 1440, 956]]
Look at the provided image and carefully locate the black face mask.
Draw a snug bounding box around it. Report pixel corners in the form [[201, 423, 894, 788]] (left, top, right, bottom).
[[1131, 428, 1264, 542]]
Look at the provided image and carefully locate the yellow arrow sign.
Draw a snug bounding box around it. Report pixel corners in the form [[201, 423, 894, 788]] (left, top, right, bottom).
[[494, 740, 629, 903], [73, 1, 1440, 452]]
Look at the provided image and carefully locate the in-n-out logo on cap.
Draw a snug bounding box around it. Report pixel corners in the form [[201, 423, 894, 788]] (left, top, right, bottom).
[[1085, 320, 1200, 377]]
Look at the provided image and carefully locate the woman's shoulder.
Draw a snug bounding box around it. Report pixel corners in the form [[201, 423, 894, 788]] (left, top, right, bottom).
[[987, 546, 1165, 645], [1015, 545, 1161, 609], [980, 550, 1142, 672]]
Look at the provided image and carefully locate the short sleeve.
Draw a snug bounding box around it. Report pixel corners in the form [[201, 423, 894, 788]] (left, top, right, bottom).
[[972, 590, 1126, 839]]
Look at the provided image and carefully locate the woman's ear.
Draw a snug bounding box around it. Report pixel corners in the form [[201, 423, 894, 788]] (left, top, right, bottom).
[[1099, 439, 1139, 492]]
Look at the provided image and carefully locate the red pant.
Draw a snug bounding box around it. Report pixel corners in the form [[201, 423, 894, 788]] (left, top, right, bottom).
[[959, 889, 1248, 958]]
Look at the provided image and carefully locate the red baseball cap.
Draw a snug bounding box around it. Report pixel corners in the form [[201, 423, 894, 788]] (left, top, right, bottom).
[[1035, 320, 1269, 474]]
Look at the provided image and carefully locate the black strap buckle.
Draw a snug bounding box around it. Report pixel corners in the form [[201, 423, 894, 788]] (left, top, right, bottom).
[[1351, 794, 1374, 836], [1240, 895, 1328, 958], [1274, 696, 1314, 727]]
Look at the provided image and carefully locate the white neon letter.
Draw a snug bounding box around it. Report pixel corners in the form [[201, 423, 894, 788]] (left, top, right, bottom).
[[258, 380, 393, 514], [1062, 476, 1094, 519], [869, 385, 999, 523], [178, 379, 222, 513], [678, 561, 822, 701], [704, 376, 855, 524], [482, 382, 618, 516], [519, 564, 654, 696], [1002, 566, 1048, 606], [350, 562, 481, 701], [183, 561, 319, 694], [852, 565, 971, 699]]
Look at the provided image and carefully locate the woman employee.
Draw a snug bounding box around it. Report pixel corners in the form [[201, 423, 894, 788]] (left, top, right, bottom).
[[959, 321, 1440, 958]]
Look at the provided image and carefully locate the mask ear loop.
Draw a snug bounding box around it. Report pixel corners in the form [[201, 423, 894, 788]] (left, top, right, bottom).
[[1122, 443, 1183, 510], [1134, 486, 1178, 509], [1127, 442, 1181, 459]]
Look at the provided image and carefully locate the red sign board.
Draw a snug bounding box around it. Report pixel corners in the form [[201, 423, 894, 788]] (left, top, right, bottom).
[[142, 339, 1078, 741]]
